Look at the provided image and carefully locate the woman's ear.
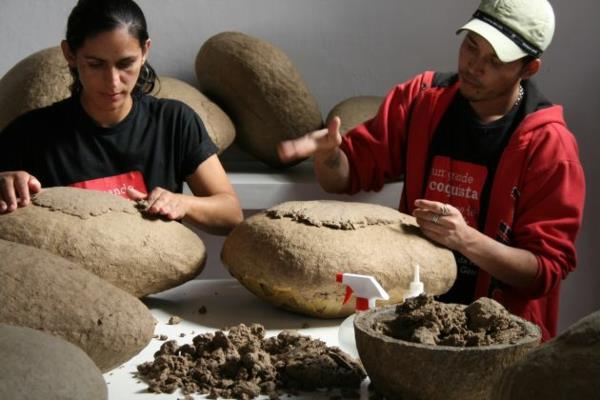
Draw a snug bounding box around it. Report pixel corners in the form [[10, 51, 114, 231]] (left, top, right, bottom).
[[521, 58, 542, 80], [141, 39, 152, 63], [60, 40, 76, 68]]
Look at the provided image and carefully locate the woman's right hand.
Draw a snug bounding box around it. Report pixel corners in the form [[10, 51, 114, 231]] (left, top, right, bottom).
[[277, 116, 343, 163], [0, 171, 42, 213]]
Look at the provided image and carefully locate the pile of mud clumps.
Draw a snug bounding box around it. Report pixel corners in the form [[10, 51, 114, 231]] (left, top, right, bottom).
[[137, 323, 366, 399], [379, 295, 527, 346]]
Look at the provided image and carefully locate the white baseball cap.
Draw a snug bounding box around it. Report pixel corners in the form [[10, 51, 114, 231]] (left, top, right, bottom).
[[458, 0, 555, 62]]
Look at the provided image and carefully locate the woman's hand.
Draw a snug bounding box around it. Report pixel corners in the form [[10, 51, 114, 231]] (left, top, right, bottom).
[[127, 187, 189, 221], [127, 154, 244, 235], [0, 171, 42, 213]]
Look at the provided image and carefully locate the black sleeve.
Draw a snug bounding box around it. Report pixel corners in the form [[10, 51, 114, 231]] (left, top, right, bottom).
[[178, 104, 219, 180], [0, 116, 27, 172]]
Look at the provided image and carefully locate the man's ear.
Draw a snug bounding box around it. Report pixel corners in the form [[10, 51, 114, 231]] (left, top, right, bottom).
[[61, 40, 76, 68], [521, 58, 541, 80]]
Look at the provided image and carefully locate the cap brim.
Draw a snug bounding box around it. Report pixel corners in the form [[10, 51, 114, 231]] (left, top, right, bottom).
[[457, 19, 527, 63]]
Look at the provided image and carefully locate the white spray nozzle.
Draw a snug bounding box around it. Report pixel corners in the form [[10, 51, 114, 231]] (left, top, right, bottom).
[[404, 263, 424, 301]]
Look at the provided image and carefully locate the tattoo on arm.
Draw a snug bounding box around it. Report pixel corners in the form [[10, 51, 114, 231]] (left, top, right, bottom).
[[324, 150, 341, 169]]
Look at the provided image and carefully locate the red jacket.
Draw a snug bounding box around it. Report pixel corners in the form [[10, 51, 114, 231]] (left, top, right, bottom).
[[340, 71, 585, 340]]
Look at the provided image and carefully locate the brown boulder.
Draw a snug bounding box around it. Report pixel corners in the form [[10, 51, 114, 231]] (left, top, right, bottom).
[[195, 31, 323, 167], [0, 239, 155, 372], [494, 309, 600, 400], [0, 324, 107, 400], [326, 96, 383, 134], [222, 200, 456, 317], [151, 76, 235, 153], [0, 187, 207, 297], [0, 46, 71, 131]]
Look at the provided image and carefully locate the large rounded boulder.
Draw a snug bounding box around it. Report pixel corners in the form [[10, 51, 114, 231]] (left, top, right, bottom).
[[0, 46, 71, 131], [326, 96, 383, 134], [493, 309, 600, 400], [0, 239, 155, 372], [151, 76, 235, 153], [0, 187, 207, 297], [222, 201, 456, 317], [195, 31, 323, 167], [0, 324, 108, 400]]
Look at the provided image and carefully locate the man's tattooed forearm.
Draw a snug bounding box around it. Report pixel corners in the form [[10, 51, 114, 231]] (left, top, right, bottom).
[[324, 151, 341, 169]]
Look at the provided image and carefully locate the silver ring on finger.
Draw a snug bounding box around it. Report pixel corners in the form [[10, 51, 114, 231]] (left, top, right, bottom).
[[431, 213, 440, 224]]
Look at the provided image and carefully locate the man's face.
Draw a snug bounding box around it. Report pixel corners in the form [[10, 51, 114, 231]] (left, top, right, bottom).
[[458, 32, 526, 103]]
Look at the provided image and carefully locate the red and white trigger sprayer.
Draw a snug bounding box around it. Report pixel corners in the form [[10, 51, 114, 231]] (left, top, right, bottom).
[[336, 273, 390, 311], [336, 273, 390, 359]]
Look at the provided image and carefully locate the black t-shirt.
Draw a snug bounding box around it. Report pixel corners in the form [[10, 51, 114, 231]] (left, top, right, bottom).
[[425, 91, 525, 305], [0, 94, 217, 195]]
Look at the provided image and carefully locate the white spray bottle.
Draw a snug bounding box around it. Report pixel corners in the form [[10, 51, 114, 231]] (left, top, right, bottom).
[[336, 273, 390, 359], [403, 263, 424, 301], [336, 265, 425, 359]]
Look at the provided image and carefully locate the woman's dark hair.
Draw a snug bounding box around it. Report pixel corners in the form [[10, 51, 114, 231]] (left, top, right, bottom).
[[65, 0, 157, 95]]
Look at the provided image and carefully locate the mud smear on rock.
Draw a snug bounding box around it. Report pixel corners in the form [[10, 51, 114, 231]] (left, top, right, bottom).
[[137, 323, 366, 399]]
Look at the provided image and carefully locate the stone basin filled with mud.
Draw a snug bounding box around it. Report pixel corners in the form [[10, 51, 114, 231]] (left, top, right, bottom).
[[355, 295, 541, 400]]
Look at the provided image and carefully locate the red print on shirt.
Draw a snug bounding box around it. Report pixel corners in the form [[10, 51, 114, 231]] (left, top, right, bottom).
[[69, 171, 147, 199], [424, 156, 487, 227]]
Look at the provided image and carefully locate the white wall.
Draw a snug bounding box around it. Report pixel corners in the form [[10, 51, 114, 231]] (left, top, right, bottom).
[[1, 0, 598, 333]]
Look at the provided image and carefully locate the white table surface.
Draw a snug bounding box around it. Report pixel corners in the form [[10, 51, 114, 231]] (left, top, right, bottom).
[[103, 279, 371, 400]]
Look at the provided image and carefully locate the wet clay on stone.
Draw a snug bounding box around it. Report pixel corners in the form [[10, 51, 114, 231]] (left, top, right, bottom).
[[0, 187, 206, 297], [222, 200, 456, 318], [380, 295, 526, 346], [137, 323, 365, 399], [266, 200, 400, 230], [32, 186, 137, 218]]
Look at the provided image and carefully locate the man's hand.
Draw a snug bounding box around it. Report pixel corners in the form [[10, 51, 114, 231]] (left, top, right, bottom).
[[413, 198, 474, 253], [278, 116, 343, 163], [277, 116, 350, 193], [413, 198, 539, 290], [127, 187, 190, 221], [0, 171, 42, 213]]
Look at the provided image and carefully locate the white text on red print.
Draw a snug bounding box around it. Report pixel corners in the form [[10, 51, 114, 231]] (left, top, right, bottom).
[[429, 168, 479, 200]]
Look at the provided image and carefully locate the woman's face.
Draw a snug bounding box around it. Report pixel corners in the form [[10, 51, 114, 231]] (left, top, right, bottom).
[[62, 26, 150, 119]]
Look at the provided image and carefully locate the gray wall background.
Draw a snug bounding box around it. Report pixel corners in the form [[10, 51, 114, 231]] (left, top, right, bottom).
[[1, 0, 598, 332]]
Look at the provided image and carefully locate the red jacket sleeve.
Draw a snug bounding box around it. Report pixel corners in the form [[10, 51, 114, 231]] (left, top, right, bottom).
[[511, 122, 585, 299], [339, 73, 429, 194]]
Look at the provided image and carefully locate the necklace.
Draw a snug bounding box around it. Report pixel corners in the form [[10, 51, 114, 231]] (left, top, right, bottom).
[[513, 84, 525, 110]]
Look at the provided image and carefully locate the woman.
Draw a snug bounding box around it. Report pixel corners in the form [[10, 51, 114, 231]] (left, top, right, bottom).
[[0, 0, 243, 234]]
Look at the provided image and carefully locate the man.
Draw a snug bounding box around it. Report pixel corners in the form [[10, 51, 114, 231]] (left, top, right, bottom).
[[278, 0, 585, 341]]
